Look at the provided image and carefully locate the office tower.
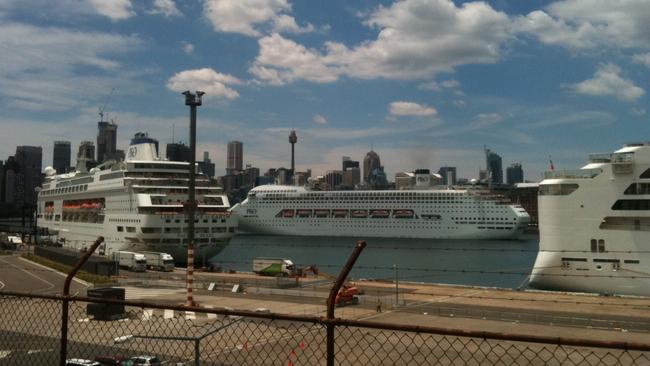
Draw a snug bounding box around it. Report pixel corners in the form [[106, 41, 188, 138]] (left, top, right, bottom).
[[166, 142, 191, 162], [506, 163, 524, 185], [438, 166, 457, 186], [363, 150, 381, 183], [342, 156, 360, 171], [226, 141, 243, 175], [53, 141, 71, 174], [342, 167, 361, 187], [325, 170, 343, 190], [485, 147, 503, 185], [14, 146, 42, 206], [199, 151, 216, 178], [97, 121, 118, 163]]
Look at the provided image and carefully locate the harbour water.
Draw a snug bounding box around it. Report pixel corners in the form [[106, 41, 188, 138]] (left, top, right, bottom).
[[210, 234, 539, 290]]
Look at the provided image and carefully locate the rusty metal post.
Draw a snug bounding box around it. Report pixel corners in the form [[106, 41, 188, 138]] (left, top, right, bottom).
[[60, 236, 104, 366], [326, 240, 366, 366]]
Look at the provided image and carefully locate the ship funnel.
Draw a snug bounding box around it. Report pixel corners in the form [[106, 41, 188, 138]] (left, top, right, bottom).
[[126, 132, 160, 161], [415, 169, 431, 187]]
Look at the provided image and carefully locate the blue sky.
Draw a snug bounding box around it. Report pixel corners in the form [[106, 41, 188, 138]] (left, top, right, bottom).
[[1, 0, 649, 181]]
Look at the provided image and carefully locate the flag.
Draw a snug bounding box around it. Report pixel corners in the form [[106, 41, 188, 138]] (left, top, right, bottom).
[[549, 156, 555, 171]]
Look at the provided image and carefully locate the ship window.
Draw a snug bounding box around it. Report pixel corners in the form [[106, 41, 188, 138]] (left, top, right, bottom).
[[624, 260, 640, 264], [590, 239, 597, 252], [640, 168, 650, 179], [611, 199, 650, 210], [598, 239, 605, 252], [538, 184, 579, 196], [600, 216, 650, 230], [624, 183, 650, 195], [126, 226, 136, 233], [117, 226, 123, 232]]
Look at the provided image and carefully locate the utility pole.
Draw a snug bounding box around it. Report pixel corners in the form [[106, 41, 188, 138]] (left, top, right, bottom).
[[183, 90, 204, 307], [394, 264, 399, 306]]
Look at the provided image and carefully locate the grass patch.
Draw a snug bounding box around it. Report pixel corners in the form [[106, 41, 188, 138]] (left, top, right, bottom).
[[0, 250, 13, 256], [22, 253, 115, 285]]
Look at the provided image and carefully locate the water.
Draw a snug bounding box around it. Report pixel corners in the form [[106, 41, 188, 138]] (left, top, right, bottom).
[[210, 234, 539, 290]]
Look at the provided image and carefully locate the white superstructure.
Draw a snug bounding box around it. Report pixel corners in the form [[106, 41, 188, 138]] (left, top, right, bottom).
[[530, 143, 650, 297], [231, 185, 529, 239], [37, 133, 236, 263]]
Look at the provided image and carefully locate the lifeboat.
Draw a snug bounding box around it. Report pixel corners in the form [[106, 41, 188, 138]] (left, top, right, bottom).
[[332, 209, 348, 218], [370, 210, 390, 218], [81, 203, 92, 209], [314, 209, 330, 218], [393, 209, 414, 218], [282, 209, 295, 218], [351, 210, 368, 218], [296, 209, 312, 218]]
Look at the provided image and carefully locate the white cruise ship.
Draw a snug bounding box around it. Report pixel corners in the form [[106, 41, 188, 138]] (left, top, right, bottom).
[[36, 133, 237, 263], [231, 183, 530, 239], [530, 143, 650, 297]]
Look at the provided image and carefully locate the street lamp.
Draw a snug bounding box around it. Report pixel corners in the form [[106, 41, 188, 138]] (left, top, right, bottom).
[[182, 90, 204, 307]]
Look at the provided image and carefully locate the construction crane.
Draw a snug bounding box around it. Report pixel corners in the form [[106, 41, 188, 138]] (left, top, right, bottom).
[[98, 87, 115, 122]]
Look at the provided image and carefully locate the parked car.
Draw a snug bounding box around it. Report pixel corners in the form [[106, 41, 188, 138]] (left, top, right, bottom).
[[66, 359, 101, 366], [94, 355, 130, 365], [129, 356, 161, 366]]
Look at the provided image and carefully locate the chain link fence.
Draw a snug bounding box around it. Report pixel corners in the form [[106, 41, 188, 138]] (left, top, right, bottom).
[[1, 291, 649, 366]]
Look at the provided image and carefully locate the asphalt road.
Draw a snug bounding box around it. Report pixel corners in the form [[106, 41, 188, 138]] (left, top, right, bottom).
[[0, 254, 88, 295]]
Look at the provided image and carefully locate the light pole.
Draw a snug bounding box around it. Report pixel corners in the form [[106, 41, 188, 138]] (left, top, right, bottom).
[[183, 90, 204, 307]]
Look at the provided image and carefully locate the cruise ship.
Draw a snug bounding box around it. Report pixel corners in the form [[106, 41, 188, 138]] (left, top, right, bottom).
[[231, 180, 530, 239], [36, 133, 237, 263], [530, 143, 650, 297]]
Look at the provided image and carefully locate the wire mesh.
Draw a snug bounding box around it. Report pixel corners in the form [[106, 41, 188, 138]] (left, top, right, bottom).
[[1, 293, 649, 366]]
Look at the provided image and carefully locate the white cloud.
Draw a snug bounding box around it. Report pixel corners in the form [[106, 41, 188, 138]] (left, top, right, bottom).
[[441, 79, 460, 88], [182, 41, 194, 54], [0, 22, 141, 111], [418, 81, 440, 91], [312, 114, 327, 124], [149, 0, 181, 17], [87, 0, 134, 20], [570, 63, 645, 102], [251, 0, 513, 84], [389, 101, 437, 117], [516, 0, 650, 50], [633, 53, 650, 68], [203, 0, 311, 37], [166, 68, 241, 99], [249, 33, 339, 85]]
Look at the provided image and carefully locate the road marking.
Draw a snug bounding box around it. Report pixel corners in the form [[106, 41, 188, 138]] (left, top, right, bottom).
[[0, 280, 5, 291], [0, 257, 56, 293], [163, 309, 174, 319], [17, 256, 91, 287]]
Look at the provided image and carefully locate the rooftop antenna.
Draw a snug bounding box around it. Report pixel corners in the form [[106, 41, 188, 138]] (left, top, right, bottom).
[[172, 123, 175, 143], [98, 87, 115, 123]]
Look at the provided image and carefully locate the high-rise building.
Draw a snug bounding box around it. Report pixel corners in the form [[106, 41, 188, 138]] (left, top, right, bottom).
[[438, 166, 457, 186], [342, 167, 361, 187], [14, 146, 42, 207], [2, 157, 18, 205], [363, 150, 381, 183], [97, 121, 118, 163], [342, 156, 359, 171], [226, 141, 243, 174], [325, 170, 343, 190], [199, 151, 216, 178], [53, 141, 71, 174], [166, 142, 191, 162], [485, 148, 503, 185], [506, 163, 524, 185]]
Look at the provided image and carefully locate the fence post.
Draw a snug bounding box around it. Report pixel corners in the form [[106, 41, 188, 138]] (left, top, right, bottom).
[[60, 236, 104, 366], [326, 240, 366, 366]]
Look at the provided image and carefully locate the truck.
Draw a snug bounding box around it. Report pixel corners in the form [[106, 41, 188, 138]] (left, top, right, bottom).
[[139, 251, 175, 272], [113, 251, 147, 272], [253, 257, 295, 276], [0, 234, 22, 250]]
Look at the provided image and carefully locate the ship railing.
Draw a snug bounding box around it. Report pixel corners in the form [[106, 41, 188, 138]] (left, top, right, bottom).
[[588, 153, 612, 163], [542, 168, 602, 179]]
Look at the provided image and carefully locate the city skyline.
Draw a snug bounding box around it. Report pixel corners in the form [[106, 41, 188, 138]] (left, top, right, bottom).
[[1, 1, 649, 180]]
